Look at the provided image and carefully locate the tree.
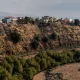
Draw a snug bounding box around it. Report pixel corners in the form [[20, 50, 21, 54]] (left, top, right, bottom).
[[74, 50, 80, 62], [50, 32, 57, 40], [5, 56, 13, 66], [66, 51, 74, 63], [1, 59, 13, 74], [35, 56, 41, 63], [37, 52, 47, 58], [13, 59, 23, 74], [46, 50, 53, 57], [35, 18, 39, 23], [23, 60, 29, 69], [24, 16, 34, 24], [0, 66, 12, 80], [28, 58, 40, 72], [31, 40, 39, 49], [33, 35, 41, 41], [19, 58, 26, 67], [52, 52, 63, 62], [24, 16, 29, 23], [74, 19, 80, 26], [23, 67, 37, 80], [41, 37, 48, 43], [40, 58, 47, 70], [12, 73, 23, 80], [10, 31, 21, 44]]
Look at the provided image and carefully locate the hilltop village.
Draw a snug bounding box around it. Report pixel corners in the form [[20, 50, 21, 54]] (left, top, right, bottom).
[[0, 16, 79, 26]]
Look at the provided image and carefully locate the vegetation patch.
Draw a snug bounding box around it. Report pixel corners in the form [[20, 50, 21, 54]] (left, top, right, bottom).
[[10, 31, 21, 44], [0, 50, 80, 80], [41, 36, 48, 43], [50, 32, 57, 40], [31, 40, 39, 49]]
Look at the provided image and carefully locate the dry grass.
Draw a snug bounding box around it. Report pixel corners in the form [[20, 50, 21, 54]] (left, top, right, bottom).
[[33, 71, 45, 80], [0, 23, 80, 54], [33, 63, 80, 80], [52, 63, 80, 80]]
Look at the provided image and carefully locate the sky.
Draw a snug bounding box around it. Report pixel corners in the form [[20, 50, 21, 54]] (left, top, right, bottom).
[[0, 0, 80, 18]]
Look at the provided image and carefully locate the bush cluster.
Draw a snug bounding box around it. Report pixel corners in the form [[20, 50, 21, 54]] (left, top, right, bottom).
[[0, 50, 80, 80], [30, 32, 57, 50], [31, 35, 41, 49]]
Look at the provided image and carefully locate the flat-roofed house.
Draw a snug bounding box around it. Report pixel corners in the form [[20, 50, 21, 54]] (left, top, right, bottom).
[[12, 18, 17, 24], [41, 16, 55, 23], [2, 16, 14, 23], [42, 16, 50, 23]]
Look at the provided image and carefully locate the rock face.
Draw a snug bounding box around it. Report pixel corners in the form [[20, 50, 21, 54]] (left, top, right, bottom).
[[0, 23, 80, 55]]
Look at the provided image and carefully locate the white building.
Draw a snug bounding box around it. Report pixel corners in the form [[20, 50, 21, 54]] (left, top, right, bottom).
[[12, 18, 17, 24], [41, 16, 55, 23], [69, 19, 73, 23], [0, 19, 2, 23]]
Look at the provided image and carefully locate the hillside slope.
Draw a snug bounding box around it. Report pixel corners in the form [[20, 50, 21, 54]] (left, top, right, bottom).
[[0, 23, 80, 55]]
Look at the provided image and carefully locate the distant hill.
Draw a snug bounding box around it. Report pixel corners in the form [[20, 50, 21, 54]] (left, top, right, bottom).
[[0, 12, 38, 18], [0, 12, 26, 18]]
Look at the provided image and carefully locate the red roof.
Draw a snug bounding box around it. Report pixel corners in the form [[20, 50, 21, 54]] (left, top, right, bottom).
[[5, 16, 15, 19]]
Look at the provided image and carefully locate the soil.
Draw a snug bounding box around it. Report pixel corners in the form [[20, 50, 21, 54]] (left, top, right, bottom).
[[33, 63, 80, 80]]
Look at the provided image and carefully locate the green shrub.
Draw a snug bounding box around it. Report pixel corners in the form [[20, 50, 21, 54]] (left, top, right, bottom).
[[74, 19, 79, 26], [34, 35, 41, 41], [12, 73, 23, 80], [52, 52, 63, 62], [23, 60, 30, 69], [40, 58, 47, 70], [35, 56, 41, 63], [5, 56, 13, 65], [1, 50, 80, 80], [31, 40, 39, 49], [50, 32, 57, 40], [36, 52, 47, 58], [13, 59, 23, 74], [46, 50, 54, 57], [0, 66, 12, 80], [10, 31, 21, 44], [66, 51, 74, 63], [1, 59, 13, 74], [74, 50, 80, 59], [46, 57, 57, 68], [19, 58, 26, 67], [41, 36, 48, 43], [23, 67, 37, 80], [28, 58, 40, 72]]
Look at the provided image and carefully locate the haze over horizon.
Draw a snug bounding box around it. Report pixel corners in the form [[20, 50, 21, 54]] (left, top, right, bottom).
[[0, 0, 80, 18]]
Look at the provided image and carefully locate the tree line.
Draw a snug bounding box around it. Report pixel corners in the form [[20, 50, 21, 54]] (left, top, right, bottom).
[[0, 49, 80, 80]]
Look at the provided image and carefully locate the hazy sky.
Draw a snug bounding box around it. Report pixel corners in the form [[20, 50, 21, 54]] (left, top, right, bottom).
[[0, 0, 80, 17]]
